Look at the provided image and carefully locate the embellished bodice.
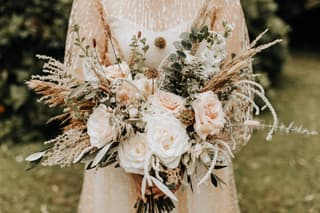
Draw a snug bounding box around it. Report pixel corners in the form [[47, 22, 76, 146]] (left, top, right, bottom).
[[100, 0, 205, 31], [64, 0, 249, 213], [65, 0, 248, 73], [101, 0, 205, 67], [106, 15, 193, 67]]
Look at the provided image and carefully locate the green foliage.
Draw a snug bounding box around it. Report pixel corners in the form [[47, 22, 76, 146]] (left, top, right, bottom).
[[0, 0, 293, 143], [241, 0, 290, 84], [129, 32, 150, 77], [160, 25, 231, 101], [0, 0, 72, 143]]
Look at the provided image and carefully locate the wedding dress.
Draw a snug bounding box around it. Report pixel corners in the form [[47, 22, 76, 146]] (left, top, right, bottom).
[[64, 0, 250, 212]]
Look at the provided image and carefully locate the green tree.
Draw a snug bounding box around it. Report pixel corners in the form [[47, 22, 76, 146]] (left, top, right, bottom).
[[242, 0, 290, 84], [0, 0, 72, 143]]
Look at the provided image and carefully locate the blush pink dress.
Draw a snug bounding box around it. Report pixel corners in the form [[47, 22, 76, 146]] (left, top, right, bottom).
[[64, 0, 250, 212]]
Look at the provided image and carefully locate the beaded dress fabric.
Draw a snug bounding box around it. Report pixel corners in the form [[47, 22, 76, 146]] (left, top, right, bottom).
[[64, 0, 250, 212]]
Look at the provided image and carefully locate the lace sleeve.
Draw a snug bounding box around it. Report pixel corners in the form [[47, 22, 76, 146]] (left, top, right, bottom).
[[209, 0, 250, 55], [64, 0, 109, 79]]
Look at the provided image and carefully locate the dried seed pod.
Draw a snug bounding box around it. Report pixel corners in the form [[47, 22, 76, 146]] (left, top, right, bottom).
[[178, 108, 195, 126], [137, 31, 142, 39], [154, 36, 166, 49], [166, 168, 182, 186], [144, 68, 159, 79]]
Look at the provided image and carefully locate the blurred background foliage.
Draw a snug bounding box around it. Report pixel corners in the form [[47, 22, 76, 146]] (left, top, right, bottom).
[[276, 0, 320, 49], [0, 1, 319, 212], [0, 0, 72, 143], [0, 0, 319, 144], [242, 0, 290, 85]]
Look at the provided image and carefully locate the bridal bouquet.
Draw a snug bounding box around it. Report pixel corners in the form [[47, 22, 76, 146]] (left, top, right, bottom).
[[25, 23, 316, 213]]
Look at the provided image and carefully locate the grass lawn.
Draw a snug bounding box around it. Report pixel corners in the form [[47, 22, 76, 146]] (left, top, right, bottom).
[[0, 51, 319, 213], [0, 143, 83, 213], [235, 51, 320, 213]]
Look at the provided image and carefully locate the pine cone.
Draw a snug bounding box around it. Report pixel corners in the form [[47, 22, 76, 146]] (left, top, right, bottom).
[[178, 108, 195, 126]]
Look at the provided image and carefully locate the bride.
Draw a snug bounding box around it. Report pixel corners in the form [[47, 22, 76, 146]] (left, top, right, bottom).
[[64, 0, 250, 212]]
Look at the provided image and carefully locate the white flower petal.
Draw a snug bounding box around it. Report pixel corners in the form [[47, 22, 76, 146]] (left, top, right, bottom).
[[87, 104, 113, 148]]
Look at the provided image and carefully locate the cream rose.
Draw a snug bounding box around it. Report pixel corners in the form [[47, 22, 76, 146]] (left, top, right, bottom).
[[192, 91, 225, 140], [150, 91, 185, 115], [118, 134, 148, 175], [146, 115, 189, 168], [87, 104, 113, 148], [133, 77, 154, 98], [115, 81, 141, 105], [82, 61, 131, 82], [103, 62, 131, 80]]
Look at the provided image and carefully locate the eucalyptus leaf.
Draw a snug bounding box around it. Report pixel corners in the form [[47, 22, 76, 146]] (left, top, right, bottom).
[[173, 41, 183, 50], [176, 50, 186, 58], [73, 146, 94, 164], [25, 151, 45, 162], [168, 53, 177, 61], [189, 33, 198, 42], [181, 40, 192, 50], [91, 142, 113, 167], [99, 146, 118, 168], [172, 63, 182, 71], [200, 25, 209, 34], [151, 176, 178, 202], [142, 45, 149, 52], [80, 154, 96, 164], [179, 32, 190, 40]]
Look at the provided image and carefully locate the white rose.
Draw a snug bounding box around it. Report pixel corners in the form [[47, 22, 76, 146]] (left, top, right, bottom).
[[150, 90, 185, 115], [192, 91, 225, 140], [146, 115, 189, 168], [87, 104, 113, 148], [115, 81, 140, 105], [103, 62, 131, 80], [118, 134, 148, 175]]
